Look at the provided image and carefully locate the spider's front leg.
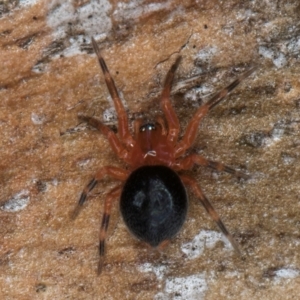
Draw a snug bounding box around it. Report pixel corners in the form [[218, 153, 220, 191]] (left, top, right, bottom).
[[180, 174, 241, 254], [174, 66, 257, 157], [160, 56, 181, 145], [72, 166, 129, 219], [91, 37, 135, 149], [174, 153, 249, 179]]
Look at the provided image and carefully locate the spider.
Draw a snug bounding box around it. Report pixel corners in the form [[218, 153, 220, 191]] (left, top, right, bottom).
[[73, 37, 256, 274]]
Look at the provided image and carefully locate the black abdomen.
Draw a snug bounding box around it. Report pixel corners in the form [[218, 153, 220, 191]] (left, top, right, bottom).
[[120, 165, 188, 247]]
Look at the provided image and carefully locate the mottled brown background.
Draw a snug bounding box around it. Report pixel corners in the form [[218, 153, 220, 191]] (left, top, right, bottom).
[[1, 0, 300, 299]]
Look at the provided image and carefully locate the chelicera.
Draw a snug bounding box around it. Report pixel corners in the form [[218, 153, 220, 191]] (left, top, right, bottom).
[[73, 37, 256, 274]]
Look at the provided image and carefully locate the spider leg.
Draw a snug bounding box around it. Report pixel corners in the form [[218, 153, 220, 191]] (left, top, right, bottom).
[[157, 239, 170, 250], [91, 37, 135, 149], [71, 166, 128, 219], [180, 174, 241, 254], [156, 116, 167, 136], [174, 66, 257, 157], [78, 115, 131, 163], [160, 56, 181, 145], [98, 185, 122, 275], [174, 153, 249, 179]]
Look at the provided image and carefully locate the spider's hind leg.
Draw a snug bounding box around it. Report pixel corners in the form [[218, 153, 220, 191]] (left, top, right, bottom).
[[180, 174, 241, 255], [98, 185, 122, 275]]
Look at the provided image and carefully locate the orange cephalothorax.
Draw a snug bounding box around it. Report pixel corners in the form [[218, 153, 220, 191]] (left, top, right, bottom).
[[130, 122, 175, 168]]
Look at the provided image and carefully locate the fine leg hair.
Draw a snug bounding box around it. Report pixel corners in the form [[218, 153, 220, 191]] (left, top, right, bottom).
[[78, 115, 130, 163], [98, 185, 122, 275], [72, 166, 129, 219], [91, 37, 135, 149], [175, 66, 257, 157], [180, 174, 241, 254], [160, 56, 181, 146], [174, 153, 249, 179]]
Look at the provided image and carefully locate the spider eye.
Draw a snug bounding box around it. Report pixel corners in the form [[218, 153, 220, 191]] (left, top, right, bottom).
[[140, 123, 156, 132]]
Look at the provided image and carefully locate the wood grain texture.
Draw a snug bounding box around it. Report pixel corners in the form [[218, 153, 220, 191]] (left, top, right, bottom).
[[1, 1, 300, 299]]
